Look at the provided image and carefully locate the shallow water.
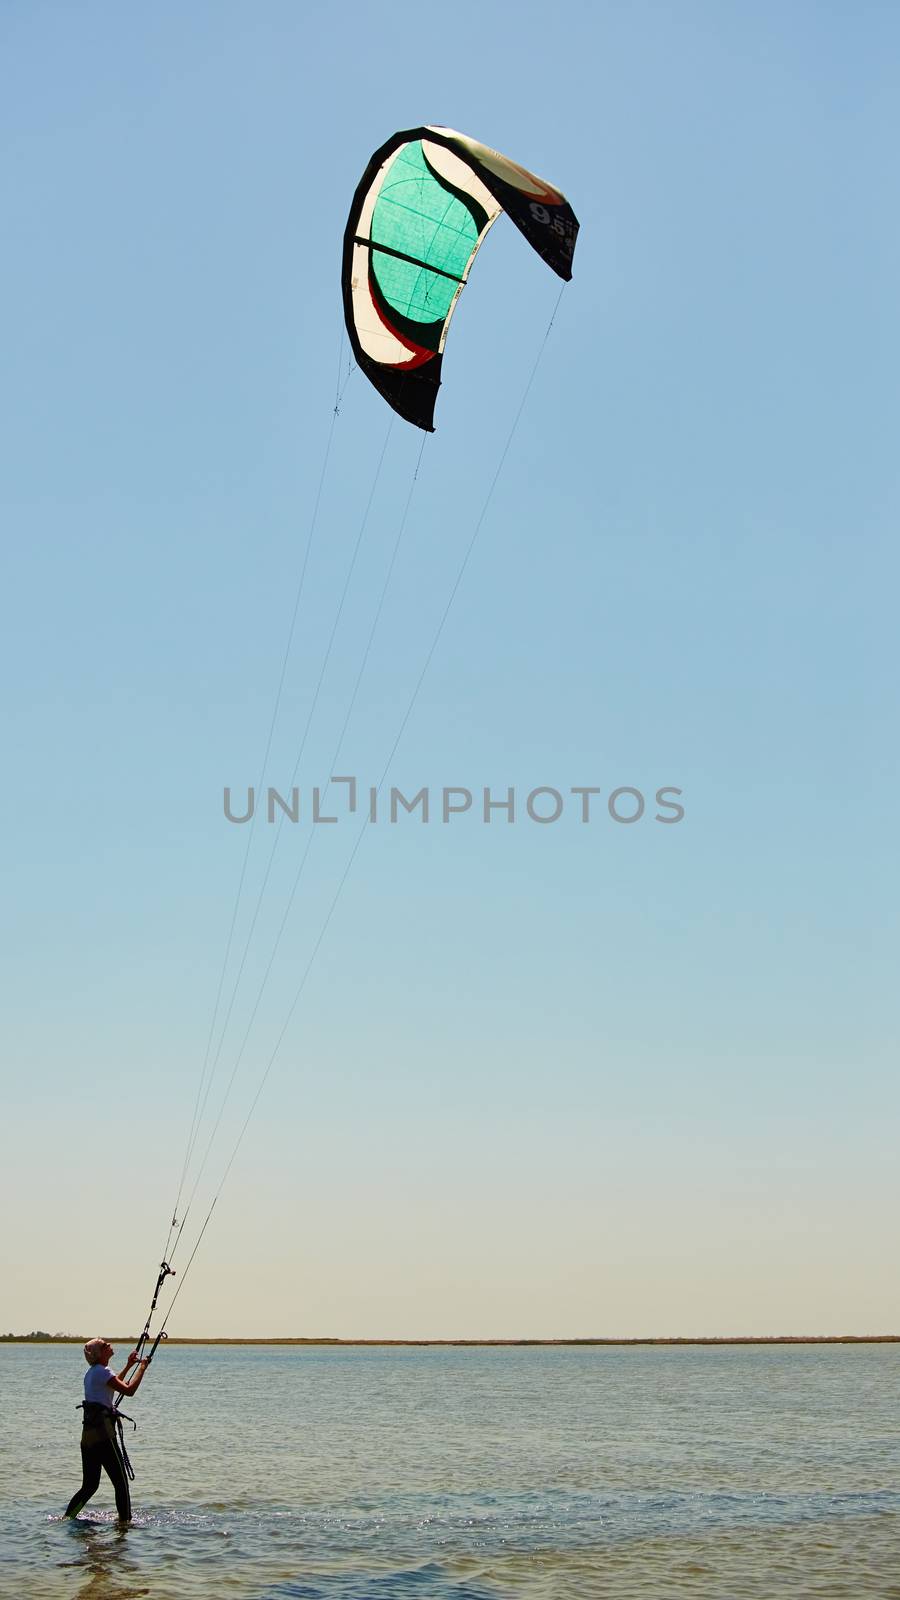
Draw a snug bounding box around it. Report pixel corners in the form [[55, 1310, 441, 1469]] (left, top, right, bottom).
[[2, 1344, 899, 1598]]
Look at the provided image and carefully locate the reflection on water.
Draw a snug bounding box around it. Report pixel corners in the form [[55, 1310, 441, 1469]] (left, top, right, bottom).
[[56, 1520, 152, 1600], [3, 1344, 899, 1598]]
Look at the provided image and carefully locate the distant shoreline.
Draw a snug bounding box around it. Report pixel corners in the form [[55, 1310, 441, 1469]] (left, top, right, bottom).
[[4, 1334, 899, 1347]]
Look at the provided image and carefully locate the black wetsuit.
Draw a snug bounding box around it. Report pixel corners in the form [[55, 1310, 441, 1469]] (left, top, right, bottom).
[[64, 1402, 132, 1521]]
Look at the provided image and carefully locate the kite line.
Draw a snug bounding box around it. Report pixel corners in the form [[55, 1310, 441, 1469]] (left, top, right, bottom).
[[147, 285, 567, 1336], [157, 330, 352, 1280]]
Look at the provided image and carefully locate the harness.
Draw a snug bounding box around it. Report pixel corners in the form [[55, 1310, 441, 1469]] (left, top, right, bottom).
[[77, 1400, 137, 1482]]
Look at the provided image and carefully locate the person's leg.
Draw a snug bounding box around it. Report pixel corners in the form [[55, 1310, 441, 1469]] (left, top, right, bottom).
[[64, 1440, 102, 1517], [98, 1433, 132, 1521]]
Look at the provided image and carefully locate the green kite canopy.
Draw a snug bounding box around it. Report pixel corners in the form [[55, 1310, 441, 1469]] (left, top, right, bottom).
[[342, 126, 579, 431]]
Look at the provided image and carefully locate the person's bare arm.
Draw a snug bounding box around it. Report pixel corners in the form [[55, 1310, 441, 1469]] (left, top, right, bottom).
[[108, 1358, 150, 1398], [114, 1350, 139, 1383]]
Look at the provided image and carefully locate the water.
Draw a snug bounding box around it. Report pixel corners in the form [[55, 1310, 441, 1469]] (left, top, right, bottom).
[[2, 1343, 898, 1598]]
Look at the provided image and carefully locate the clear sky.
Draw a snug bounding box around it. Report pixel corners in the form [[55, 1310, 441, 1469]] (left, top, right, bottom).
[[1, 1, 897, 1340]]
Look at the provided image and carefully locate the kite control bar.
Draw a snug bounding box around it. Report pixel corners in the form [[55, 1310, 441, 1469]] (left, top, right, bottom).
[[111, 1261, 173, 1417], [133, 1260, 176, 1364]]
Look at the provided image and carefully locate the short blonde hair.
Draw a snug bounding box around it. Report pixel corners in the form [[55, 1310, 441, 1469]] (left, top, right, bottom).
[[83, 1337, 109, 1365]]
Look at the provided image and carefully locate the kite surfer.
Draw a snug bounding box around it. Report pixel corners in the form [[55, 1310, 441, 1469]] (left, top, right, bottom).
[[63, 1339, 150, 1522]]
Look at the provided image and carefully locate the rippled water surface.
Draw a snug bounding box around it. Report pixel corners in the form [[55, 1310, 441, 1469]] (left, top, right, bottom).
[[2, 1343, 899, 1598]]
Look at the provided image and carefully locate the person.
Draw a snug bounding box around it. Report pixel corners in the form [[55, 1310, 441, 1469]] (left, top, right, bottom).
[[64, 1338, 150, 1521]]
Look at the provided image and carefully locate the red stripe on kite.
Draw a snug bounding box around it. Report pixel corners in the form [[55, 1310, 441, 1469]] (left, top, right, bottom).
[[368, 274, 436, 370]]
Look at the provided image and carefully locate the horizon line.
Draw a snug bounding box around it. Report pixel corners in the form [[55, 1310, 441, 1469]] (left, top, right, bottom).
[[4, 1333, 899, 1347]]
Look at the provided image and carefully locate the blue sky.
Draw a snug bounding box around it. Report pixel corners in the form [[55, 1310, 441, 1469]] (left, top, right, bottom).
[[1, 1, 897, 1338]]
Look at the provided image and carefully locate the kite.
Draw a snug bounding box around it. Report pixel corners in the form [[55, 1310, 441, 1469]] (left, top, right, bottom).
[[342, 126, 579, 431]]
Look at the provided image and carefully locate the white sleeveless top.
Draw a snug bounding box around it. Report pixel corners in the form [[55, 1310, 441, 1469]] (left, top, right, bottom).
[[84, 1364, 115, 1408]]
